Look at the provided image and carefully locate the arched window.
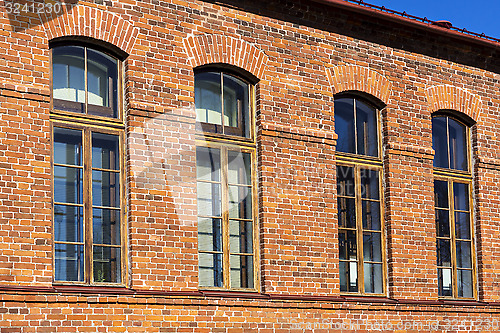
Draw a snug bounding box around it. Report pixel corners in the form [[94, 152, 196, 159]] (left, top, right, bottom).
[[195, 71, 250, 138], [52, 45, 121, 119], [194, 68, 257, 290], [432, 114, 475, 299], [335, 95, 385, 295], [51, 42, 125, 285]]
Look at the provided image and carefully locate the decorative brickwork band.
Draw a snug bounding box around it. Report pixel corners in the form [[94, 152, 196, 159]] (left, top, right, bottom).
[[40, 5, 139, 54], [425, 85, 482, 122], [183, 34, 269, 79], [327, 65, 392, 104]]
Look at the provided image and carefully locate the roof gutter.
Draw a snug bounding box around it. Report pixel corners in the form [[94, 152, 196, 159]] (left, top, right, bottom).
[[309, 0, 500, 50]]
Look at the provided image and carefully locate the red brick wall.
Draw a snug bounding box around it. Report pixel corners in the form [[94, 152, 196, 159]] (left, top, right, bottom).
[[1, 0, 500, 330]]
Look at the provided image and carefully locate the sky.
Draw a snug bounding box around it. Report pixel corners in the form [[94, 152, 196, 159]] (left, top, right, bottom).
[[363, 0, 500, 39]]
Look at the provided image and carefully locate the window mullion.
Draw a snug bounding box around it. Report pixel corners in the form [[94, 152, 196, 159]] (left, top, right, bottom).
[[355, 165, 364, 294], [221, 146, 230, 289], [220, 73, 225, 135], [82, 128, 93, 284], [119, 131, 126, 285], [84, 47, 88, 115], [446, 117, 451, 169], [353, 99, 358, 155], [468, 180, 476, 299], [449, 180, 458, 298]]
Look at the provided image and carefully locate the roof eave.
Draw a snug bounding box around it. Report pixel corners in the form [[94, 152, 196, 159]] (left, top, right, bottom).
[[310, 0, 500, 50]]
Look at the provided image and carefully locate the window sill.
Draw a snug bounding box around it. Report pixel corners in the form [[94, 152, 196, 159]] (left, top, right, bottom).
[[0, 285, 488, 307]]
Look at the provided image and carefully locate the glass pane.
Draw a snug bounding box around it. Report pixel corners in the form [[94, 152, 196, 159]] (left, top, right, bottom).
[[435, 209, 450, 238], [437, 239, 451, 267], [434, 180, 449, 208], [53, 127, 82, 166], [334, 98, 355, 154], [52, 46, 85, 107], [356, 99, 378, 157], [93, 208, 120, 245], [338, 197, 356, 229], [363, 232, 382, 262], [438, 267, 452, 297], [455, 212, 471, 240], [87, 49, 118, 117], [362, 201, 380, 230], [195, 72, 222, 125], [360, 169, 379, 199], [337, 165, 355, 197], [54, 166, 83, 204], [198, 252, 223, 287], [364, 263, 383, 294], [458, 269, 473, 298], [223, 74, 249, 137], [196, 147, 221, 182], [449, 118, 468, 171], [92, 132, 119, 170], [93, 246, 121, 283], [230, 255, 254, 289], [230, 220, 253, 254], [54, 204, 83, 243], [339, 261, 348, 292], [54, 243, 84, 282], [227, 151, 251, 185], [197, 182, 221, 216], [339, 261, 358, 292], [198, 217, 222, 252], [456, 240, 472, 269], [92, 171, 120, 207], [453, 182, 469, 211], [339, 229, 357, 261], [432, 116, 449, 169], [228, 185, 252, 219]]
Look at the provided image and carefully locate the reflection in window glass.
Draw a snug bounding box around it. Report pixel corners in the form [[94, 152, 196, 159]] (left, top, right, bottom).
[[55, 243, 84, 282], [195, 72, 222, 125], [53, 46, 85, 106], [93, 246, 121, 283]]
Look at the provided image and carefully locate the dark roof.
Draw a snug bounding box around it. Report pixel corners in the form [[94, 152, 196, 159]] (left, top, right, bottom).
[[311, 0, 500, 48]]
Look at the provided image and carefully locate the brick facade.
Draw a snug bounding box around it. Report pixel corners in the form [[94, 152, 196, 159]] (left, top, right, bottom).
[[1, 0, 500, 331]]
